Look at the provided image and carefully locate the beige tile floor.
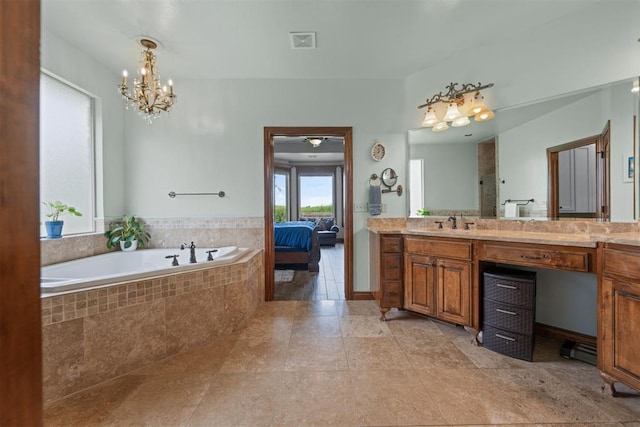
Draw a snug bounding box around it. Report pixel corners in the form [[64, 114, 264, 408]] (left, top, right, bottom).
[[45, 301, 640, 426]]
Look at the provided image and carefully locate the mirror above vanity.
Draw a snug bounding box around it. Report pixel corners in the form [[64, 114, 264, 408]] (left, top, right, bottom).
[[408, 77, 640, 222]]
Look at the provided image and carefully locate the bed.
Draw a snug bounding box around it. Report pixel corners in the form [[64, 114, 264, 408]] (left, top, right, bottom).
[[274, 221, 321, 272]]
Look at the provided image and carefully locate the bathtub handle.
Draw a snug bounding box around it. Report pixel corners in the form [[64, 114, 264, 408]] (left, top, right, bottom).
[[207, 249, 218, 261], [165, 254, 180, 266]]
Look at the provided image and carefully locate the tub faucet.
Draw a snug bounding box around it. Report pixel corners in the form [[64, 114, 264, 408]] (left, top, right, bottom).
[[181, 241, 197, 263]]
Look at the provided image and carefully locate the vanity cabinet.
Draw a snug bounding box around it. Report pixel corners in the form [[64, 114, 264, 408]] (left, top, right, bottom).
[[369, 232, 403, 319], [404, 236, 472, 326], [599, 243, 640, 395]]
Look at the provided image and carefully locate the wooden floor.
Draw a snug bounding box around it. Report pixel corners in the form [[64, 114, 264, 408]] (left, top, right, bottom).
[[274, 243, 345, 301]]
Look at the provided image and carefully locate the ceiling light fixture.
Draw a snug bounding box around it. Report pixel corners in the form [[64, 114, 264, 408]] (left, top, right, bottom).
[[118, 38, 177, 124], [305, 137, 325, 148], [418, 82, 495, 133]]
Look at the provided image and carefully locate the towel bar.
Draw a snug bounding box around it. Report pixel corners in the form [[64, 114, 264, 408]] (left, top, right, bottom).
[[501, 198, 533, 206], [168, 191, 226, 198]]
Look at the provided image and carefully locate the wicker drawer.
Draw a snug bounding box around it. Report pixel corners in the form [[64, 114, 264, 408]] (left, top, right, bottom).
[[381, 236, 402, 253], [482, 243, 592, 272], [483, 298, 534, 335], [483, 324, 534, 362], [404, 237, 472, 260], [381, 281, 402, 307], [483, 270, 536, 307]]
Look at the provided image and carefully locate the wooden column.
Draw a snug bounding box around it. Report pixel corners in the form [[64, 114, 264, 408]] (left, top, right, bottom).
[[0, 1, 43, 425]]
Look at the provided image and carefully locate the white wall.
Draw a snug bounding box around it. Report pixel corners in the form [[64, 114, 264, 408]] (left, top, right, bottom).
[[123, 78, 407, 291], [403, 1, 639, 130], [41, 30, 126, 218], [410, 143, 478, 211]]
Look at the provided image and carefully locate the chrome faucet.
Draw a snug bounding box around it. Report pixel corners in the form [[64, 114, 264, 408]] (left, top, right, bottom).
[[448, 215, 458, 230], [181, 241, 197, 263]]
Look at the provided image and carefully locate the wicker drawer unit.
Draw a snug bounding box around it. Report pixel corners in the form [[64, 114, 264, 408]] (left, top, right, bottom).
[[483, 268, 536, 361]]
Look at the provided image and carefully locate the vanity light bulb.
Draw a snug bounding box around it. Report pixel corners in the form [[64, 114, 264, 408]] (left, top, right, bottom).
[[451, 116, 471, 127], [443, 103, 462, 122], [432, 121, 449, 132], [421, 107, 439, 127], [475, 110, 495, 122]]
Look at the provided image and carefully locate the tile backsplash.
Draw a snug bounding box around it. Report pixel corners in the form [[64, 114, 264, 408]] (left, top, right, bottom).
[[41, 216, 265, 266]]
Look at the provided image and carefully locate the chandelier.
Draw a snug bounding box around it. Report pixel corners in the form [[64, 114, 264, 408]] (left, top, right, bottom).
[[418, 82, 495, 132], [118, 38, 177, 123]]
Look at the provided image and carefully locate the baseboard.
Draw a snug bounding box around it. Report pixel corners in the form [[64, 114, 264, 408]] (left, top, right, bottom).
[[352, 291, 373, 300], [535, 322, 597, 348]]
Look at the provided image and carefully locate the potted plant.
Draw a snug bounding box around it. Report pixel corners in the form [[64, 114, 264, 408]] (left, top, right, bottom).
[[104, 215, 151, 251], [42, 201, 82, 238], [416, 208, 431, 217]]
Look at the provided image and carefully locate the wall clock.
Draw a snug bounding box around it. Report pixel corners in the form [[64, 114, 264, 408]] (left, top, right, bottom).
[[371, 141, 386, 161]]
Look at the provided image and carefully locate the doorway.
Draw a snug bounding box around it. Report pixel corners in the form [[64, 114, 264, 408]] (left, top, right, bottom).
[[263, 127, 353, 301], [547, 121, 610, 220]]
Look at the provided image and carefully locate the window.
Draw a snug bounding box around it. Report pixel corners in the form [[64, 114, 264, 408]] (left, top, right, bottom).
[[299, 175, 334, 218], [409, 159, 424, 216], [40, 72, 95, 236], [274, 171, 289, 222]]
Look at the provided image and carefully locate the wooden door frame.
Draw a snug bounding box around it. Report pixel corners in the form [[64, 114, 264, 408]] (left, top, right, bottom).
[[547, 131, 605, 219], [264, 127, 353, 300], [1, 0, 43, 424]]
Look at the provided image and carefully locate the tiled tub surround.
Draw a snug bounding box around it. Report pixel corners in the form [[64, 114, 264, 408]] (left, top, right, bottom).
[[42, 249, 264, 402], [41, 216, 265, 266]]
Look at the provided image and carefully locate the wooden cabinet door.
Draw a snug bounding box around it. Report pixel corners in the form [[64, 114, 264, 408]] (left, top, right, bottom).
[[404, 254, 436, 316], [599, 276, 640, 393], [436, 258, 471, 326]]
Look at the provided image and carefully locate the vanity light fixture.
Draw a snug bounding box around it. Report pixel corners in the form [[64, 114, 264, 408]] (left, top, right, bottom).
[[118, 38, 177, 124], [418, 82, 495, 132]]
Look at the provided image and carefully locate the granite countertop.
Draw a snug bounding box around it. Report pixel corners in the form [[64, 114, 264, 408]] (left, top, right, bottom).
[[368, 226, 640, 248]]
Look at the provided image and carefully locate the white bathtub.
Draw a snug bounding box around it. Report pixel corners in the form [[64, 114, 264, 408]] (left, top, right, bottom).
[[41, 246, 248, 293]]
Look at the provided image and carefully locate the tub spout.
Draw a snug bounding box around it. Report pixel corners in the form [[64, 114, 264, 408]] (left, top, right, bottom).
[[181, 242, 197, 263]]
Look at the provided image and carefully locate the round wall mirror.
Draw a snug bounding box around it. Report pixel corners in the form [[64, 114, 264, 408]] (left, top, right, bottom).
[[381, 168, 398, 188]]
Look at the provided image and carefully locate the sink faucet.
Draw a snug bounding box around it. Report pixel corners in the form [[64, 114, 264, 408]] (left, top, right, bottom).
[[448, 215, 458, 230], [181, 241, 197, 263]]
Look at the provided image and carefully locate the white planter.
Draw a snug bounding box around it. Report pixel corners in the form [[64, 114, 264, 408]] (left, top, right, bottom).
[[120, 240, 138, 251]]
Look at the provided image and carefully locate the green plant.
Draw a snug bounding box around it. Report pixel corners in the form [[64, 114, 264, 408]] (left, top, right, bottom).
[[42, 201, 82, 221], [416, 208, 430, 217], [104, 215, 151, 249]]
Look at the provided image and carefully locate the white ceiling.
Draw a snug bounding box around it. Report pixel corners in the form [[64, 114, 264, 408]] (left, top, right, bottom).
[[42, 0, 602, 80]]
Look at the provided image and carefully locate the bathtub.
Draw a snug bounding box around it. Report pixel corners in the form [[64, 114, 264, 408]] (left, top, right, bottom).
[[41, 246, 248, 293]]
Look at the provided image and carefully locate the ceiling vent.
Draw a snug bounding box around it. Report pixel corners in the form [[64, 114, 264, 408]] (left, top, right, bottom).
[[290, 32, 316, 49]]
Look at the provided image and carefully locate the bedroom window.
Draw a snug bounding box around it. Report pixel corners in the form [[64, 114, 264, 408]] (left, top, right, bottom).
[[40, 71, 95, 236], [299, 175, 334, 218], [274, 172, 289, 222]]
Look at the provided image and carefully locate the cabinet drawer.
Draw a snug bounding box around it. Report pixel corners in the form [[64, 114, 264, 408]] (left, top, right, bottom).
[[381, 281, 402, 307], [482, 243, 592, 272], [405, 237, 472, 260], [483, 325, 534, 362], [382, 253, 402, 280], [483, 270, 536, 307], [603, 247, 640, 281], [381, 236, 402, 253], [483, 298, 534, 335]]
